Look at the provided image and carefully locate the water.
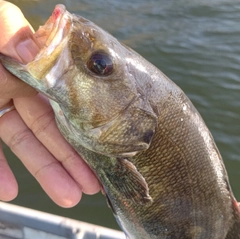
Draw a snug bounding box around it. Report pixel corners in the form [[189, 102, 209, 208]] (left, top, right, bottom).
[[3, 0, 240, 230]]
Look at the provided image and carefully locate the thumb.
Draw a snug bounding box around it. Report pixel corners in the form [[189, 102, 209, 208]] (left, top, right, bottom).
[[0, 1, 39, 97], [0, 1, 39, 63]]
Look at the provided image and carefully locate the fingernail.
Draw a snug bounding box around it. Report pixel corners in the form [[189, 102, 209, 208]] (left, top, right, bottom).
[[16, 38, 39, 63]]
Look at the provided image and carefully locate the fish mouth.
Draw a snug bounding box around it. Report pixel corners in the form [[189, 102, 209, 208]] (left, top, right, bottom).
[[34, 4, 71, 58], [26, 4, 72, 80], [0, 5, 73, 96]]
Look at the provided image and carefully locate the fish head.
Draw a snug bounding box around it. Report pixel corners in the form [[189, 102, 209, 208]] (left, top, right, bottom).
[[0, 4, 157, 156]]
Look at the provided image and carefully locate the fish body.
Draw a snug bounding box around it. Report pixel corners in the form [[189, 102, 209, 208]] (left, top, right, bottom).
[[1, 5, 240, 239]]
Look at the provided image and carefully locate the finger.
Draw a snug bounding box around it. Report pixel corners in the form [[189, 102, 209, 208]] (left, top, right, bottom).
[[0, 109, 82, 208], [0, 1, 35, 54], [0, 98, 11, 108], [0, 63, 37, 98], [14, 94, 100, 194], [0, 1, 39, 62], [0, 142, 18, 201], [0, 1, 39, 98]]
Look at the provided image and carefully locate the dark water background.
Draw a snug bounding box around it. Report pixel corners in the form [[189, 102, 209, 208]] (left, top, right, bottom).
[[3, 0, 240, 230]]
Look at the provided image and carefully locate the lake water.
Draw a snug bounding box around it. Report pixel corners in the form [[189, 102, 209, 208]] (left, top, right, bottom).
[[3, 0, 240, 230]]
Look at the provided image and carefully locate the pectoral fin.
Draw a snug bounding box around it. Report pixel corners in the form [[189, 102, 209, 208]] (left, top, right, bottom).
[[103, 158, 152, 205]]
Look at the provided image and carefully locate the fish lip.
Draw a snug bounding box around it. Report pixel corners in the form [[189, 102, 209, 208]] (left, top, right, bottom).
[[23, 4, 72, 84], [33, 4, 71, 60]]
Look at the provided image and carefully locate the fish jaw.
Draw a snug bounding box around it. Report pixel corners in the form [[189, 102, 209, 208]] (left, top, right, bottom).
[[0, 4, 72, 98], [27, 4, 72, 82]]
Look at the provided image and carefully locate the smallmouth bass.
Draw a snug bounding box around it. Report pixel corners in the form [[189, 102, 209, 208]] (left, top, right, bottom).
[[0, 4, 240, 239]]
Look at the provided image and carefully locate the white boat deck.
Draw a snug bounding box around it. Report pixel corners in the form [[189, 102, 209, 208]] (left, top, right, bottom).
[[0, 202, 125, 239]]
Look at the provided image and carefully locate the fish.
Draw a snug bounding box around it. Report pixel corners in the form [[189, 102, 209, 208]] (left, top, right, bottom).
[[0, 4, 240, 239]]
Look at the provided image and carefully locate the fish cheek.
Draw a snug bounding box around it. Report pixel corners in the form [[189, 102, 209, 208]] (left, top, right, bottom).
[[65, 76, 125, 125], [97, 97, 158, 156]]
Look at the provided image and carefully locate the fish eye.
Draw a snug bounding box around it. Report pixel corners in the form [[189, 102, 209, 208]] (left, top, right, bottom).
[[87, 52, 113, 76]]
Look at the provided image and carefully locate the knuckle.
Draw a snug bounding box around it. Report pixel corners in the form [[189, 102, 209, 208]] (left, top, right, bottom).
[[30, 110, 55, 137], [61, 150, 80, 164], [33, 161, 59, 178], [8, 128, 33, 151]]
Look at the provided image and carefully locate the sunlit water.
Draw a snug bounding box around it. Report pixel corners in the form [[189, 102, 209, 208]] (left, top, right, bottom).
[[3, 0, 240, 230]]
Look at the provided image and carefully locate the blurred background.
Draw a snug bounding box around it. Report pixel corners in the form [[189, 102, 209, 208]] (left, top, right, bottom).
[[3, 0, 240, 230]]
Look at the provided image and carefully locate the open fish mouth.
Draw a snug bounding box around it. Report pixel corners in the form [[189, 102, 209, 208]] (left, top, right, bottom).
[[23, 4, 73, 81], [0, 5, 73, 96], [34, 4, 71, 59]]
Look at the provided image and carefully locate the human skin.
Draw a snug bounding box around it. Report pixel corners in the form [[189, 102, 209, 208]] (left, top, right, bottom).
[[0, 1, 100, 207]]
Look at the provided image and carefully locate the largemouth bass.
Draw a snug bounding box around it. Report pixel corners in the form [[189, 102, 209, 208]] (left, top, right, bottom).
[[1, 4, 240, 239]]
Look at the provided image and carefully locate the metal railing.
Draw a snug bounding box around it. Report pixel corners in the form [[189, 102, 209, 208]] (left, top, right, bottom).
[[0, 202, 125, 239]]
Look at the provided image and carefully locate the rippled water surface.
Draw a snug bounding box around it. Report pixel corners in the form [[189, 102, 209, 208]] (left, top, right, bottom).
[[4, 0, 240, 229]]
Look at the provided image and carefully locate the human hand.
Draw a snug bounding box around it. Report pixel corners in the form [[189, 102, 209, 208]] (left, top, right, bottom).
[[0, 1, 100, 207]]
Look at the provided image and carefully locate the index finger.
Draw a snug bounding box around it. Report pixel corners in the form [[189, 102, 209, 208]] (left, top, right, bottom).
[[0, 63, 37, 98]]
